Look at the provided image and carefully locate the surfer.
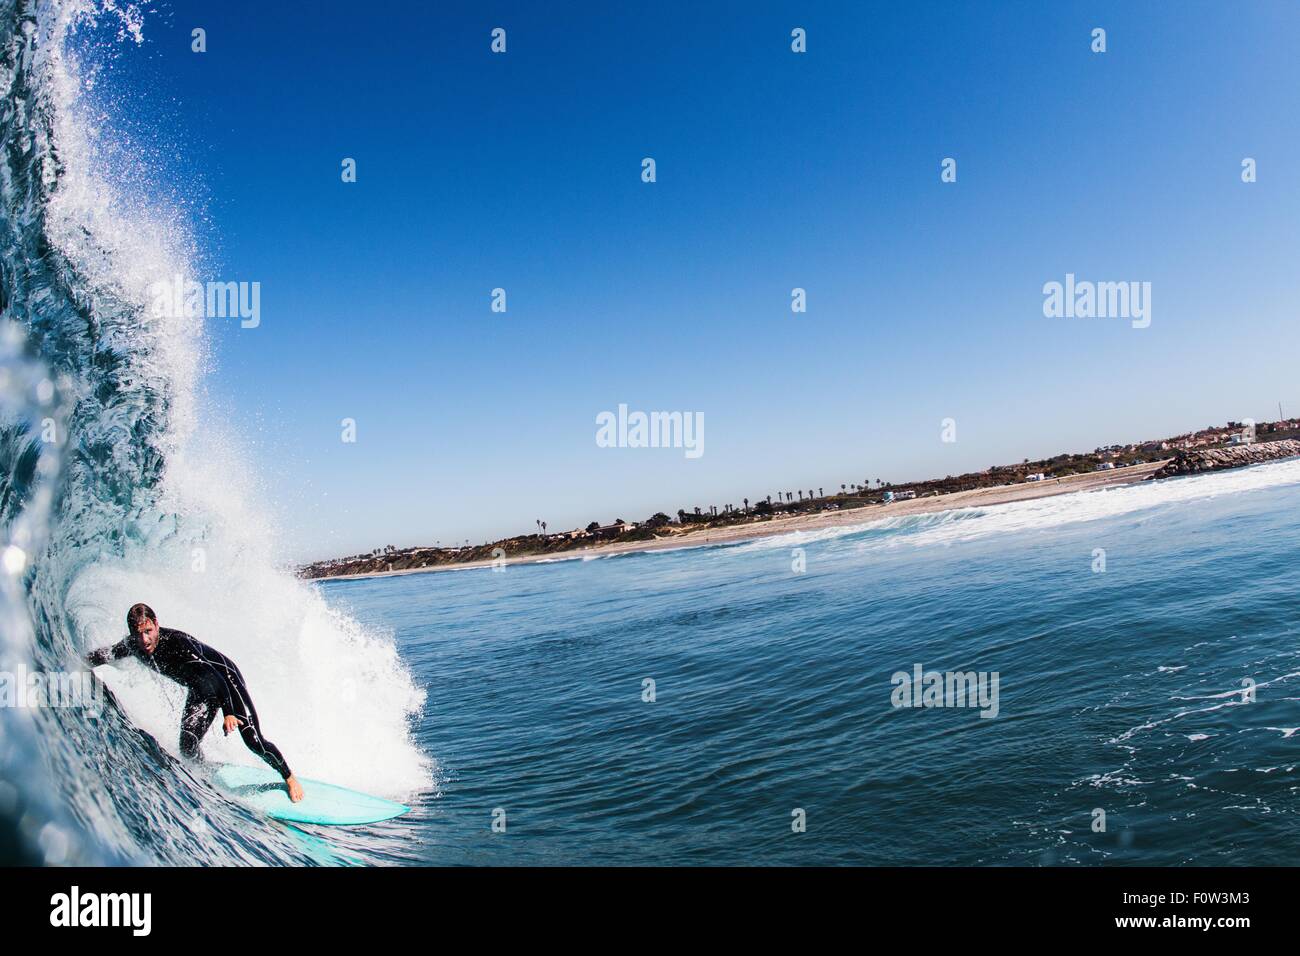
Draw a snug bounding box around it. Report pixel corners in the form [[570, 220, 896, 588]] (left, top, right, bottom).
[[86, 603, 305, 803]]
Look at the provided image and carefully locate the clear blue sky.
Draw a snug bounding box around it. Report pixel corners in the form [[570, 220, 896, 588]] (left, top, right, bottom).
[[83, 2, 1300, 561]]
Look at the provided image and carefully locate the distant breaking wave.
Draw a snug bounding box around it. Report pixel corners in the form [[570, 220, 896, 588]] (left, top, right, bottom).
[[726, 456, 1300, 555]]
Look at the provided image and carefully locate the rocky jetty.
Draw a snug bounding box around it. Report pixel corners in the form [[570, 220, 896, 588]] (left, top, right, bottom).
[[1152, 439, 1300, 479]]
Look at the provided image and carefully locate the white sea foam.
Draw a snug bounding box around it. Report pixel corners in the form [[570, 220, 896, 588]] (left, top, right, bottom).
[[723, 457, 1300, 556], [61, 346, 433, 799]]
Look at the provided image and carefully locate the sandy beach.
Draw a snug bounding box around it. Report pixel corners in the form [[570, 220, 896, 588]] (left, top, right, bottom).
[[314, 460, 1171, 581]]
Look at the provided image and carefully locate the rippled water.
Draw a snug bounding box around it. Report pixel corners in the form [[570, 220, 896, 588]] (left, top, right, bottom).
[[321, 461, 1300, 865]]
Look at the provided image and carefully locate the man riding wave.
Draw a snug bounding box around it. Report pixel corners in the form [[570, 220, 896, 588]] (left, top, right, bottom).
[[87, 603, 305, 802]]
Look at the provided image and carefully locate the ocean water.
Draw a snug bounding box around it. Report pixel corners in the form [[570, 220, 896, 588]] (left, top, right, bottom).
[[314, 463, 1300, 865], [3, 1, 1300, 868]]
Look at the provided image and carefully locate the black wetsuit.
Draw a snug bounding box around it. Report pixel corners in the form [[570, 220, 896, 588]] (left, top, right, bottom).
[[87, 626, 292, 780]]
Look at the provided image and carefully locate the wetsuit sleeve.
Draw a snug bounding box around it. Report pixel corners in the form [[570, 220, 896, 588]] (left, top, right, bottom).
[[86, 637, 133, 667], [203, 646, 244, 719], [217, 671, 241, 719]]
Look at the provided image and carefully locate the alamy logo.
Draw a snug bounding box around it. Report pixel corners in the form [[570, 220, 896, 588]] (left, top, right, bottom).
[[890, 663, 1000, 718], [149, 275, 261, 328], [1, 666, 103, 717], [50, 886, 151, 936], [1042, 273, 1150, 329], [595, 404, 704, 459]]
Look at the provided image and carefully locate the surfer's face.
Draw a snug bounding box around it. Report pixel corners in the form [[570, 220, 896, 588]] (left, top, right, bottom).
[[133, 618, 160, 655]]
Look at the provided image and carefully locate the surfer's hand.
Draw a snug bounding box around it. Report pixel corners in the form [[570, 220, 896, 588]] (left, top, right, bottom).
[[223, 715, 242, 735]]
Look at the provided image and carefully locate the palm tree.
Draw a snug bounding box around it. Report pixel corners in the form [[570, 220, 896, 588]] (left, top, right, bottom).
[[818, 487, 823, 498], [743, 497, 749, 512]]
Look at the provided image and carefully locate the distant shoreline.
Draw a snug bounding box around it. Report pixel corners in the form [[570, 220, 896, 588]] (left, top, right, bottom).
[[311, 460, 1171, 583]]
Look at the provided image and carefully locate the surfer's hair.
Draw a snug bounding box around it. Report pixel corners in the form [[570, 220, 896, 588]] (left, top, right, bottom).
[[126, 603, 157, 632]]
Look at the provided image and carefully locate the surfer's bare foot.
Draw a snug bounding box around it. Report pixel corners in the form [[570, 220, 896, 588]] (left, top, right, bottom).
[[286, 775, 304, 803]]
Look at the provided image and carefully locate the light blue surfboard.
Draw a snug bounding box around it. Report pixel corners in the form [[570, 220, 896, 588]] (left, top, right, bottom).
[[214, 764, 409, 826]]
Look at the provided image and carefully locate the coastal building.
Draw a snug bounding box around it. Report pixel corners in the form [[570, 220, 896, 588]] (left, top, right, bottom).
[[592, 522, 638, 535]]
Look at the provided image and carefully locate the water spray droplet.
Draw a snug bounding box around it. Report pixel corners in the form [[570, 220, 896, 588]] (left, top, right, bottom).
[[2, 545, 28, 575]]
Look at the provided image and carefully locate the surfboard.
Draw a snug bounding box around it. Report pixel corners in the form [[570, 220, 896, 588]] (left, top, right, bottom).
[[213, 764, 409, 826]]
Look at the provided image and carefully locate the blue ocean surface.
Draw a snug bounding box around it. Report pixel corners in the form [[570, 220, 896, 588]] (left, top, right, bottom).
[[315, 463, 1300, 865]]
